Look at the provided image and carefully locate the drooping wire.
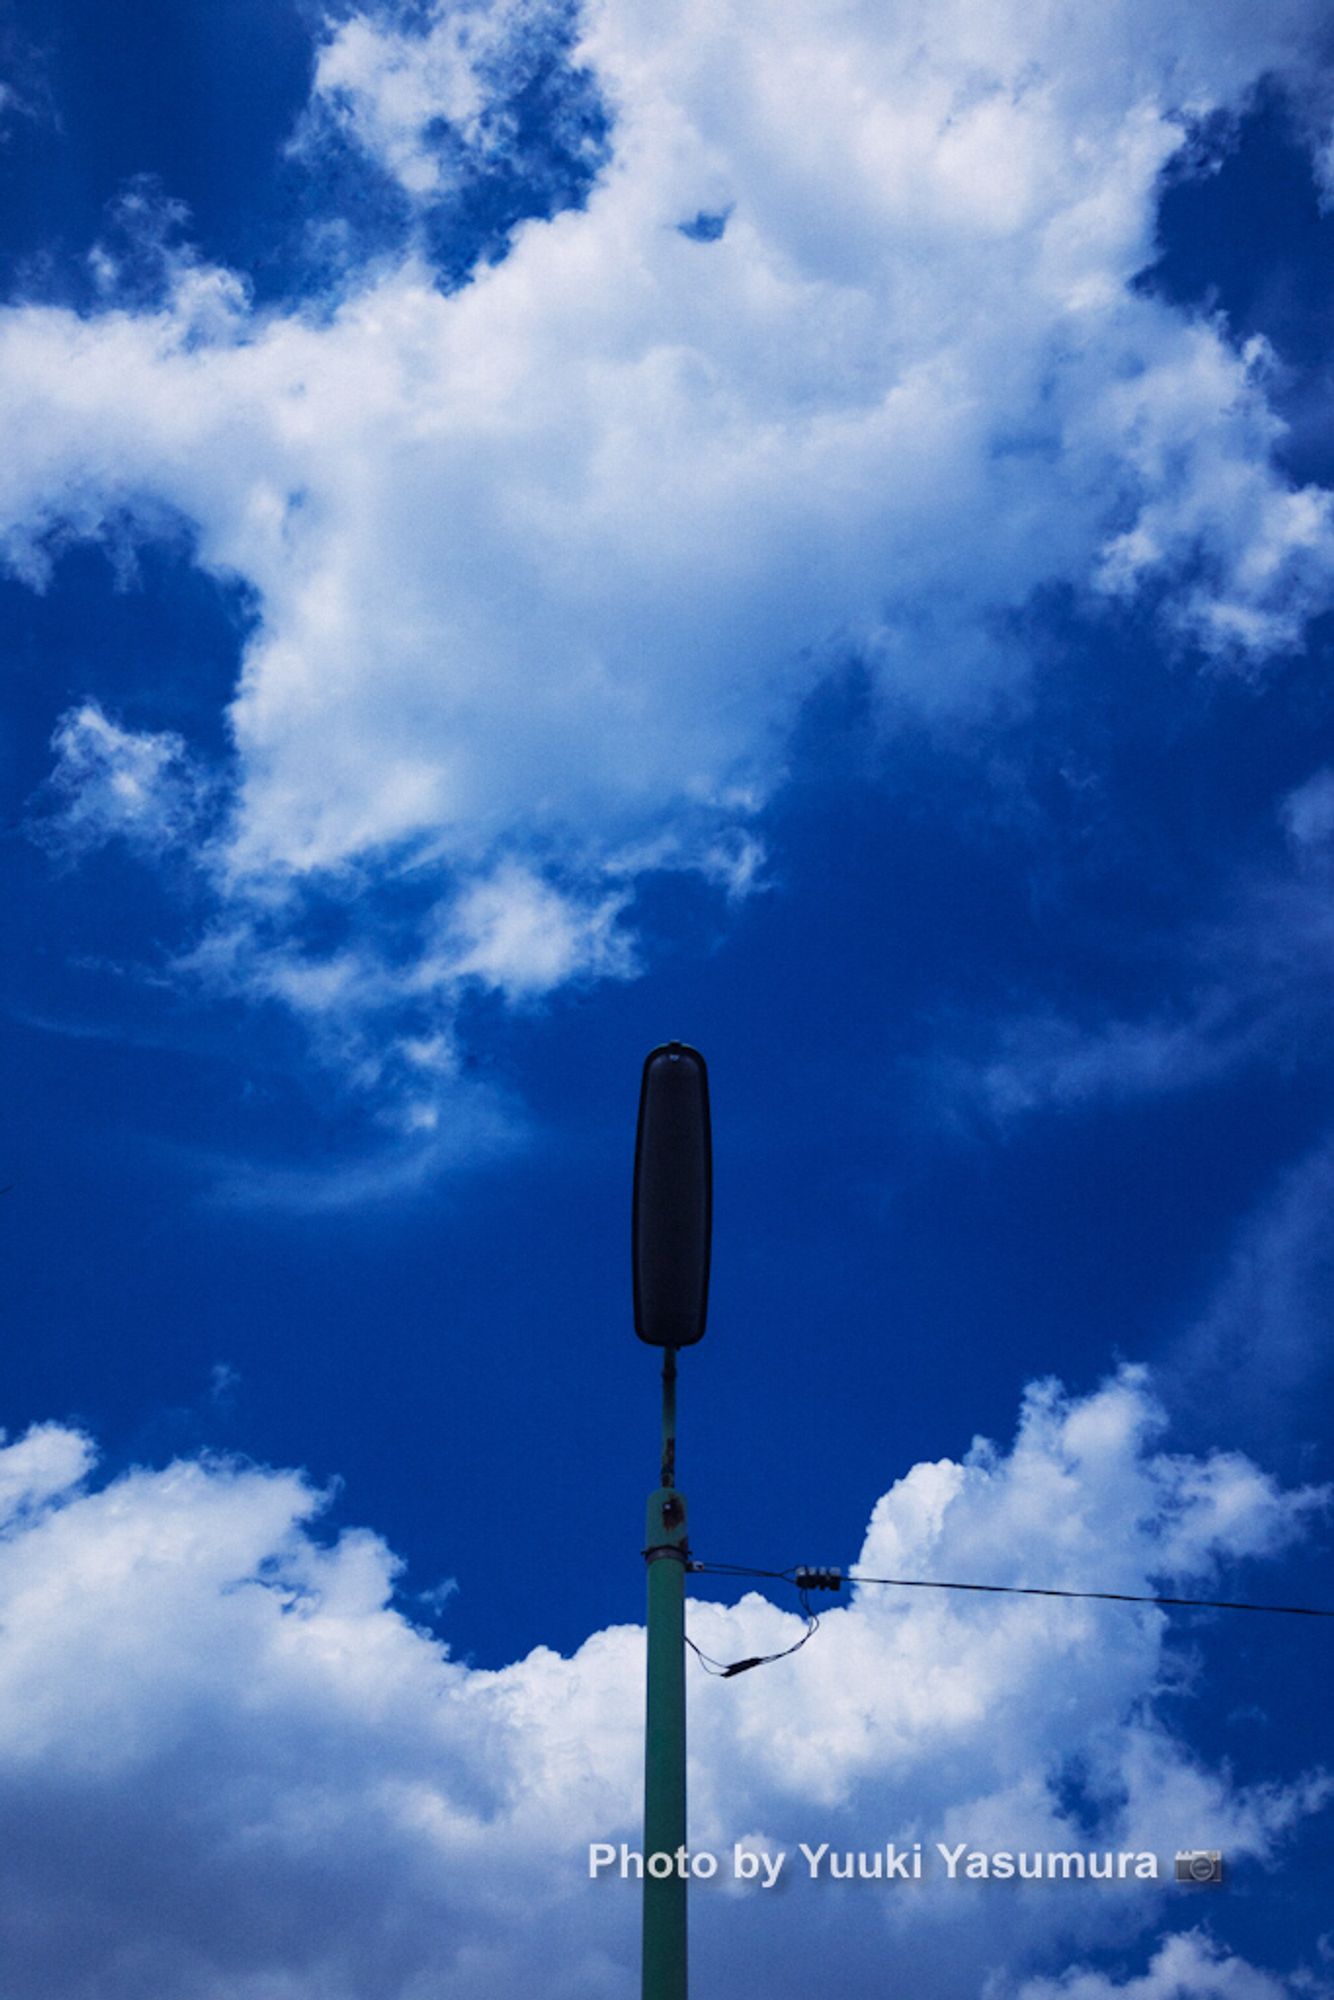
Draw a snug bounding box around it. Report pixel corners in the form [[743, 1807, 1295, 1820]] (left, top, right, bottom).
[[685, 1589, 821, 1678], [687, 1561, 1334, 1620]]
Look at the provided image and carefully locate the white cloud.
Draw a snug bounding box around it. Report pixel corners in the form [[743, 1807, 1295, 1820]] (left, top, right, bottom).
[[307, 9, 493, 199], [0, 1422, 94, 1519], [298, 0, 588, 204], [1089, 332, 1334, 656], [31, 701, 209, 861], [0, 1369, 1324, 1997], [1011, 1930, 1316, 1999], [425, 860, 636, 998], [5, 0, 1334, 1120], [164, 861, 630, 1157]]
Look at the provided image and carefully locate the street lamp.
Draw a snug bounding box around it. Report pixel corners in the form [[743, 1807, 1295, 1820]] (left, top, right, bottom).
[[633, 1042, 711, 2000]]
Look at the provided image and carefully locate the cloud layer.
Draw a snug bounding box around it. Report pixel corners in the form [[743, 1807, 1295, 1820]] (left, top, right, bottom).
[[0, 1369, 1325, 1997], [6, 0, 1334, 1126], [1013, 1931, 1316, 2000]]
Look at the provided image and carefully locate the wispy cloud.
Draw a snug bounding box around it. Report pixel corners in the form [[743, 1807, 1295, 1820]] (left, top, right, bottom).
[[190, 1089, 525, 1211], [1167, 1137, 1334, 1441], [928, 757, 1334, 1127], [29, 701, 213, 863]]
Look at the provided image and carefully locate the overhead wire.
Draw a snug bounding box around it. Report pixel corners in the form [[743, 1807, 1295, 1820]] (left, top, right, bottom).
[[684, 1588, 821, 1678], [840, 1572, 1334, 1617], [681, 1558, 1333, 1681]]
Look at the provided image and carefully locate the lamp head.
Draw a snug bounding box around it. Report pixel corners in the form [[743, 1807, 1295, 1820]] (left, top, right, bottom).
[[632, 1043, 711, 1347]]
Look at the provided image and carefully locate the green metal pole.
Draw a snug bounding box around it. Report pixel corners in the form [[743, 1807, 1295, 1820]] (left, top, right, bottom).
[[643, 1346, 688, 2000]]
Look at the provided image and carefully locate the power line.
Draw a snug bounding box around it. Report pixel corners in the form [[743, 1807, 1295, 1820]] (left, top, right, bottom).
[[688, 1560, 1334, 1620]]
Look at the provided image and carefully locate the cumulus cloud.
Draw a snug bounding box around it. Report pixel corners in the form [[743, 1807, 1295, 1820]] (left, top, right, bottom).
[[6, 0, 1334, 1125], [1089, 331, 1334, 656], [0, 1369, 1324, 1997]]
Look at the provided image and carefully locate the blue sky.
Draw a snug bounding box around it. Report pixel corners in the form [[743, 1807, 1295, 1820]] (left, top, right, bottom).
[[2, 3, 1334, 1995]]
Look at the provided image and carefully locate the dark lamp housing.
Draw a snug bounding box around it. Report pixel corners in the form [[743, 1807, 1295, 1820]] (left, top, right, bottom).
[[632, 1043, 712, 1346]]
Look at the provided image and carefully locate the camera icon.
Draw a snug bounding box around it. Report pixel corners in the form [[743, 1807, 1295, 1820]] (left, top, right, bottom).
[[1175, 1850, 1223, 1884]]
